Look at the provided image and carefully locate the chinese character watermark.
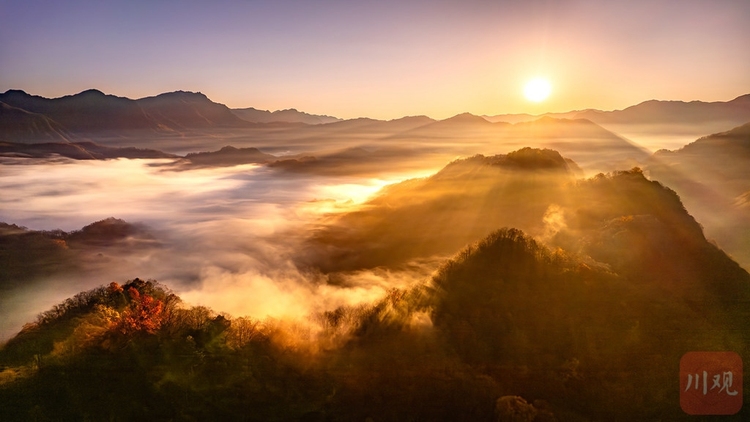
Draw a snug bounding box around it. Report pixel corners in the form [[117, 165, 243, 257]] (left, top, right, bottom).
[[685, 370, 739, 396], [680, 352, 742, 415]]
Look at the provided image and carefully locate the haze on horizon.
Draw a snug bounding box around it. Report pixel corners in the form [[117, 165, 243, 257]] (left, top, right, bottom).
[[1, 0, 749, 120]]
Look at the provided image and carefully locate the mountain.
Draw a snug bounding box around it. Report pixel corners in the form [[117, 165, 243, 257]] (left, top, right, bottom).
[[0, 141, 176, 160], [426, 225, 750, 419], [404, 114, 627, 140], [0, 102, 70, 142], [368, 115, 436, 132], [232, 107, 341, 124], [2, 197, 749, 420], [0, 218, 152, 292], [483, 111, 581, 123], [671, 121, 750, 154], [575, 94, 750, 125], [66, 217, 150, 246], [390, 115, 648, 175], [301, 162, 750, 417], [298, 143, 746, 283], [280, 115, 433, 134], [648, 121, 750, 269], [0, 222, 75, 290], [172, 145, 276, 168], [267, 144, 433, 176], [137, 91, 250, 129], [403, 112, 500, 136], [0, 89, 251, 141], [299, 147, 580, 271], [0, 89, 160, 133], [308, 117, 383, 131], [435, 112, 495, 126], [506, 115, 623, 138], [161, 140, 445, 176], [484, 94, 750, 127]]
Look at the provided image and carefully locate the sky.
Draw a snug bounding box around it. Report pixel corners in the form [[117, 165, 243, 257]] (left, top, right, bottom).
[[1, 0, 749, 120]]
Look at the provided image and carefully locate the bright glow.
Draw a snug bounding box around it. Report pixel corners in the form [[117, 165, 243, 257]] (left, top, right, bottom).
[[524, 78, 552, 102]]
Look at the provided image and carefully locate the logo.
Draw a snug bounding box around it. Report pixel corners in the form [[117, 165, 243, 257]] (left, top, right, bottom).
[[680, 351, 742, 415]]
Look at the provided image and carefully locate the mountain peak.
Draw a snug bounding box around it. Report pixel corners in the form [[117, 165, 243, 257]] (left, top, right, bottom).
[[440, 148, 578, 176], [76, 89, 106, 97], [1, 89, 31, 97], [144, 91, 211, 102], [531, 115, 563, 124], [441, 112, 489, 124]]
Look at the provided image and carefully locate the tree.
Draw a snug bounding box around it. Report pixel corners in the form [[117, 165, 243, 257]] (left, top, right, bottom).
[[115, 287, 164, 335]]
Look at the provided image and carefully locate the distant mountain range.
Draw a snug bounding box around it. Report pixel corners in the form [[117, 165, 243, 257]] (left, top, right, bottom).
[[484, 94, 750, 127], [3, 89, 749, 144], [231, 107, 341, 124], [0, 89, 251, 141]]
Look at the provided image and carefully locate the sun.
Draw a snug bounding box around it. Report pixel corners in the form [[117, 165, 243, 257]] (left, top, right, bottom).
[[524, 78, 552, 102]]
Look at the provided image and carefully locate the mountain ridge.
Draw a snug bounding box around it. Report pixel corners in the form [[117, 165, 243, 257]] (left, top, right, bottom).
[[485, 94, 750, 126], [0, 89, 251, 139], [232, 106, 342, 125]]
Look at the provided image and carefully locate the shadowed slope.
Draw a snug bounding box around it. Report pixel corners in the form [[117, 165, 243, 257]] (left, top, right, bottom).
[[0, 89, 159, 133], [137, 91, 250, 130], [0, 218, 156, 292], [0, 102, 71, 143], [0, 90, 251, 141]]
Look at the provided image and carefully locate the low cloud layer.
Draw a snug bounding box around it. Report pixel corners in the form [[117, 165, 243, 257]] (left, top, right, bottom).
[[0, 157, 436, 340]]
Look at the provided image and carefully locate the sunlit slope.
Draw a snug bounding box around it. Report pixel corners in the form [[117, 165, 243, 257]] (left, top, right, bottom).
[[299, 146, 734, 281], [648, 122, 750, 270], [300, 148, 579, 272]]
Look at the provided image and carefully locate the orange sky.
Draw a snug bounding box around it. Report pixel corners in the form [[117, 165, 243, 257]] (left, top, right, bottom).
[[1, 0, 749, 119]]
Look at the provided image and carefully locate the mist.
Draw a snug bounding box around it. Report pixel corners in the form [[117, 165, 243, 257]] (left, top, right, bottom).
[[0, 157, 435, 340]]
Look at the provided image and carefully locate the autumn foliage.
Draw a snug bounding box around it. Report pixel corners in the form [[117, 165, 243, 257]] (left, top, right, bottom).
[[114, 287, 165, 335]]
